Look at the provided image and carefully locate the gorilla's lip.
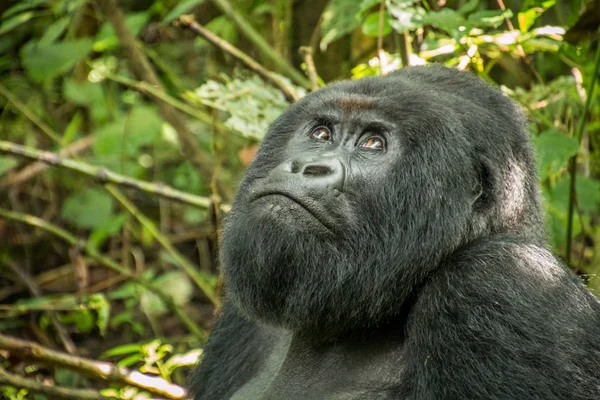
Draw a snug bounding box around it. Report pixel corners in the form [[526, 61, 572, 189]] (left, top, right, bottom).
[[250, 190, 335, 232]]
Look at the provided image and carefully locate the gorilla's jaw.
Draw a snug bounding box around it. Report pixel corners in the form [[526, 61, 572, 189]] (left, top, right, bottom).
[[220, 181, 466, 341]]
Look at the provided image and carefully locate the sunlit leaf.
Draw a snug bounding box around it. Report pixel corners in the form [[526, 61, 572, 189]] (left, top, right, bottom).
[[467, 9, 513, 28]]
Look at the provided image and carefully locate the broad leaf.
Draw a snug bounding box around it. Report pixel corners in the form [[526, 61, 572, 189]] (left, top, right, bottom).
[[21, 39, 93, 81], [61, 188, 114, 229], [362, 11, 392, 37], [533, 129, 579, 179]]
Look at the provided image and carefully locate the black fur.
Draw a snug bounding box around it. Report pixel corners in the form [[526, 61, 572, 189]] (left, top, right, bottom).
[[191, 65, 600, 399]]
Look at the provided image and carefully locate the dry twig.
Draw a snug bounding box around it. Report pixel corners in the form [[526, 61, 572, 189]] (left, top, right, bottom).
[[0, 334, 187, 399]]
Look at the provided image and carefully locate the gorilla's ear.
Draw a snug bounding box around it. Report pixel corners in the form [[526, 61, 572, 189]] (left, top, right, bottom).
[[473, 156, 496, 212]]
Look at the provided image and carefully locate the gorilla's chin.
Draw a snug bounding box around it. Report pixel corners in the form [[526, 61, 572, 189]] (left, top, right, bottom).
[[221, 203, 418, 340]]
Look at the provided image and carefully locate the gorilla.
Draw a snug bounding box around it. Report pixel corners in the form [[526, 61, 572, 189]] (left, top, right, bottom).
[[191, 65, 600, 399]]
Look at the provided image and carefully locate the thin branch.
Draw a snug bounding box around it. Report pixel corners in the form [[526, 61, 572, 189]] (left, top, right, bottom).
[[209, 0, 311, 88], [95, 0, 224, 200], [0, 140, 218, 210], [566, 32, 600, 263], [176, 15, 299, 102], [106, 184, 220, 307], [495, 0, 543, 84], [0, 83, 62, 144], [299, 46, 320, 91], [0, 135, 94, 189], [0, 208, 205, 339], [0, 366, 105, 400], [377, 0, 386, 74], [0, 334, 187, 399], [104, 72, 236, 133]]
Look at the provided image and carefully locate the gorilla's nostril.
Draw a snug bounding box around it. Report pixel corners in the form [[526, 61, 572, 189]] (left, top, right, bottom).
[[303, 165, 333, 176]]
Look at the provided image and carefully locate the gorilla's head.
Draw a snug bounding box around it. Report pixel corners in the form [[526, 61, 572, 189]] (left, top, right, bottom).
[[221, 65, 544, 340]]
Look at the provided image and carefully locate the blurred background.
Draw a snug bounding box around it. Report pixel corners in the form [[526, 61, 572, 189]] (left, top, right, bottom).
[[0, 0, 598, 398]]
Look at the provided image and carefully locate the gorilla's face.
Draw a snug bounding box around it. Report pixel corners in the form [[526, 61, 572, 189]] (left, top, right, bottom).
[[221, 69, 541, 340]]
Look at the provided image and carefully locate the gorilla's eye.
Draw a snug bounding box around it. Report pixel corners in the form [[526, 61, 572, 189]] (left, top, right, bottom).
[[311, 127, 332, 142], [359, 136, 385, 151]]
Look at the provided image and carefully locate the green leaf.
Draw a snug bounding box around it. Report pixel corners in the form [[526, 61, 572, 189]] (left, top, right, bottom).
[[205, 15, 237, 46], [93, 105, 162, 159], [467, 9, 513, 28], [21, 39, 93, 81], [458, 0, 479, 15], [39, 17, 70, 45], [359, 0, 381, 15], [162, 0, 205, 24], [102, 343, 143, 358], [63, 78, 104, 106], [140, 271, 194, 317], [388, 3, 425, 33], [2, 0, 48, 19], [423, 8, 466, 34], [574, 177, 600, 213], [320, 0, 363, 50], [533, 129, 579, 179], [89, 293, 110, 335], [61, 188, 114, 229], [361, 11, 392, 37], [127, 104, 163, 147], [0, 11, 35, 36], [517, 1, 555, 33], [0, 156, 18, 176], [88, 213, 128, 251], [93, 12, 149, 52]]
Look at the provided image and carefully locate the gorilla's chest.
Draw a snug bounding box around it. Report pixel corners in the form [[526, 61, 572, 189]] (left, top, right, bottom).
[[231, 331, 405, 399]]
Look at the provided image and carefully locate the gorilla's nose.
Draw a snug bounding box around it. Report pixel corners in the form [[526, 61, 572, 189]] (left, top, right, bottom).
[[273, 156, 345, 192]]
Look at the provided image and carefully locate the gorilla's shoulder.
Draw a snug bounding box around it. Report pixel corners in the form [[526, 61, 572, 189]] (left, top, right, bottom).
[[418, 236, 600, 315]]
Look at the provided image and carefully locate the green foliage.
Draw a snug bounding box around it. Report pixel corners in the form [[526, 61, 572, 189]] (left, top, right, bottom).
[[20, 39, 93, 81], [533, 129, 579, 179], [0, 0, 599, 395], [190, 75, 290, 139], [140, 271, 194, 317], [0, 156, 18, 176], [61, 188, 114, 229]]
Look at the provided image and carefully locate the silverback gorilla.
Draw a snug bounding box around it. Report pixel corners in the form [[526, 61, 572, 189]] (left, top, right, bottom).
[[191, 65, 600, 399]]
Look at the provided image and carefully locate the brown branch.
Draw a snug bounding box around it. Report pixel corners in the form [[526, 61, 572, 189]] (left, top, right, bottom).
[[95, 0, 226, 200], [0, 334, 187, 399], [0, 135, 94, 189], [0, 140, 220, 210], [209, 0, 311, 88], [0, 366, 105, 400], [299, 46, 320, 91], [176, 15, 299, 102]]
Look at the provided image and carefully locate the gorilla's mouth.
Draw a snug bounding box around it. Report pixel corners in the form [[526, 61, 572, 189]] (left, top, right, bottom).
[[251, 191, 334, 232]]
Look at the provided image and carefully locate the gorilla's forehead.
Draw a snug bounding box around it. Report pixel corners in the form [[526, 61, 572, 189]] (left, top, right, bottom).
[[295, 77, 448, 124]]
